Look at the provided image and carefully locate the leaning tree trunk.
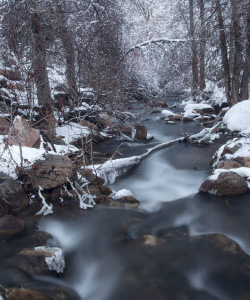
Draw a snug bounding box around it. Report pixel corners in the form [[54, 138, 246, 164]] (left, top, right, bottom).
[[189, 0, 199, 100], [199, 0, 206, 92], [215, 0, 231, 105], [31, 11, 56, 139], [230, 0, 243, 105], [240, 15, 250, 100]]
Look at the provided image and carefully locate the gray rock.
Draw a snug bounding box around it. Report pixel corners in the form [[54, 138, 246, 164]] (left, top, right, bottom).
[[199, 171, 249, 196]]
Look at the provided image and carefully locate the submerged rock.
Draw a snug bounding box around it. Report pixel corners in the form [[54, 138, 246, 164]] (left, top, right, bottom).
[[0, 215, 26, 238], [199, 171, 249, 196]]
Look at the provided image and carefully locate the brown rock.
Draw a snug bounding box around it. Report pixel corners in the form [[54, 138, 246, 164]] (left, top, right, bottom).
[[134, 124, 147, 140], [8, 116, 41, 149], [0, 116, 10, 135], [21, 155, 75, 190], [80, 120, 98, 131], [153, 102, 168, 108], [199, 171, 249, 196], [234, 156, 250, 168], [215, 161, 242, 169], [0, 215, 26, 238], [5, 288, 51, 300], [97, 113, 112, 128], [194, 107, 215, 115], [120, 125, 132, 137], [0, 173, 29, 213], [88, 185, 112, 197], [168, 114, 184, 121], [110, 196, 140, 209], [8, 247, 64, 276]]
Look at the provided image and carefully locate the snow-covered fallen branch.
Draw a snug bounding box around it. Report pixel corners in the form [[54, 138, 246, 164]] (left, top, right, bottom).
[[89, 137, 184, 184]]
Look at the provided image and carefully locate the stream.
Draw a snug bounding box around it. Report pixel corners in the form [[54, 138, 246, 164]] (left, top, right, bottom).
[[3, 104, 250, 300]]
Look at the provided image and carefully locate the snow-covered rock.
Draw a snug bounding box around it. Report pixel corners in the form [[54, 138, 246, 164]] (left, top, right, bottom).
[[34, 246, 65, 273], [223, 100, 250, 135], [113, 189, 134, 200], [161, 109, 175, 118], [184, 103, 214, 118]]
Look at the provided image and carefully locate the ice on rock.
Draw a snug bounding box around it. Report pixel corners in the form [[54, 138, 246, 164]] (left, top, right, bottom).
[[35, 246, 65, 273]]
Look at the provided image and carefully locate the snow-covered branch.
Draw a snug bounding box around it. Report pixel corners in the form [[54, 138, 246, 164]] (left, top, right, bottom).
[[123, 38, 189, 59]]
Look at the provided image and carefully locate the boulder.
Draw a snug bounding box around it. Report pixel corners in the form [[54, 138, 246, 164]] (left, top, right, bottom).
[[215, 161, 242, 169], [4, 288, 51, 300], [8, 246, 65, 276], [88, 185, 112, 197], [110, 195, 140, 209], [234, 156, 250, 168], [194, 107, 215, 115], [120, 125, 133, 138], [199, 171, 249, 196], [8, 116, 41, 149], [21, 155, 75, 190], [134, 125, 147, 140], [97, 113, 112, 128], [152, 101, 168, 108], [0, 116, 10, 135], [0, 215, 26, 238], [0, 173, 29, 213], [80, 120, 98, 131]]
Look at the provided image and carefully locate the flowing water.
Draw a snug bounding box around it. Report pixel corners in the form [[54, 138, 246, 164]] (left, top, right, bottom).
[[2, 106, 250, 300]]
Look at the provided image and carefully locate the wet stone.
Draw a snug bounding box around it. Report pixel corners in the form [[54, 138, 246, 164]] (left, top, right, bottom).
[[0, 215, 26, 239]]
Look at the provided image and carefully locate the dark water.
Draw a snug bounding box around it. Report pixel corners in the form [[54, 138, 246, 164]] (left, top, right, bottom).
[[2, 109, 250, 300]]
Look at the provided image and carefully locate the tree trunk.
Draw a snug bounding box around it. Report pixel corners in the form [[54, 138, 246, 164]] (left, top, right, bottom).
[[240, 15, 250, 100], [30, 10, 56, 138], [215, 0, 231, 105], [189, 0, 199, 100], [54, 1, 78, 100], [230, 0, 243, 105], [199, 0, 206, 92]]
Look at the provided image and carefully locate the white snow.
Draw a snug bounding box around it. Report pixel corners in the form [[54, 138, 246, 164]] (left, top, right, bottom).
[[56, 122, 90, 144], [161, 109, 175, 118], [223, 100, 250, 135], [0, 135, 78, 178], [184, 103, 213, 118], [34, 246, 65, 273], [113, 189, 134, 200]]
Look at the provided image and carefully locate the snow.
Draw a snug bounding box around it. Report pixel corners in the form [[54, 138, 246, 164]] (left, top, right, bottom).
[[212, 137, 250, 168], [209, 167, 250, 181], [0, 135, 79, 178], [56, 122, 90, 144], [113, 189, 134, 200], [184, 103, 213, 118], [223, 100, 250, 135], [161, 109, 174, 118], [34, 246, 65, 273]]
